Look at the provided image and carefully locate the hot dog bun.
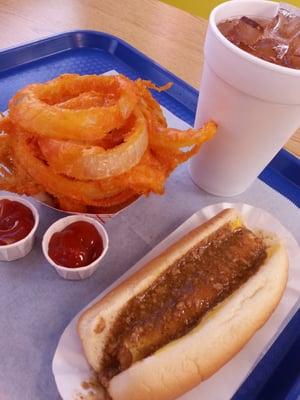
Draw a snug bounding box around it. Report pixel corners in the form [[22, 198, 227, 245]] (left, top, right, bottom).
[[78, 209, 288, 400]]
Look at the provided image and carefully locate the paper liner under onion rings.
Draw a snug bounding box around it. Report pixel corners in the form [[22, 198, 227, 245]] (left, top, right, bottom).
[[0, 74, 217, 214]]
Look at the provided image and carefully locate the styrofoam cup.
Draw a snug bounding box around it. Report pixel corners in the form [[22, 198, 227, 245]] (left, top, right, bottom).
[[189, 0, 300, 196], [0, 194, 39, 261], [42, 215, 109, 280]]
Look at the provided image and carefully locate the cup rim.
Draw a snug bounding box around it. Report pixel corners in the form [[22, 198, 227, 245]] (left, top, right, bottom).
[[0, 194, 39, 249], [42, 215, 109, 272], [210, 0, 300, 77]]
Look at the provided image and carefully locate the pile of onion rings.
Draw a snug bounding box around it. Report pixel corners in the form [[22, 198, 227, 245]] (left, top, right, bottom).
[[0, 74, 216, 213]]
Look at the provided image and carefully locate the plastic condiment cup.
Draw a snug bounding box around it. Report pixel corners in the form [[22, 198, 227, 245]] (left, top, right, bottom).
[[42, 215, 109, 280], [189, 0, 300, 196], [0, 194, 39, 261]]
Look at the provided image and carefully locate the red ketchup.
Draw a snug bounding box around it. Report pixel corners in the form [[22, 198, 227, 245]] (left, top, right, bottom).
[[48, 221, 103, 268], [0, 199, 35, 245]]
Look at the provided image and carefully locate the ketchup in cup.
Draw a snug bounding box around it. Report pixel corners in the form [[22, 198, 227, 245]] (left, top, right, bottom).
[[0, 199, 35, 245], [48, 221, 103, 268]]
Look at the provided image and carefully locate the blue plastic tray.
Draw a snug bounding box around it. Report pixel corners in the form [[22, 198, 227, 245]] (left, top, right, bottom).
[[0, 31, 299, 208], [0, 31, 299, 400]]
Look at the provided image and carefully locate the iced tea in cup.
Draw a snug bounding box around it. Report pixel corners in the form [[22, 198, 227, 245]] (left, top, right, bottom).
[[189, 0, 300, 196]]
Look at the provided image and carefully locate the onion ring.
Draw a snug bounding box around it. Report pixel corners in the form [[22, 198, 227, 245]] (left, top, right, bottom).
[[88, 193, 139, 214], [38, 109, 148, 180], [12, 132, 167, 203], [12, 133, 126, 205], [57, 91, 105, 110], [84, 189, 137, 208], [0, 74, 217, 213], [56, 197, 88, 213], [57, 189, 138, 213], [136, 79, 168, 129], [0, 134, 41, 195], [123, 150, 168, 195], [9, 74, 138, 141], [150, 121, 217, 150]]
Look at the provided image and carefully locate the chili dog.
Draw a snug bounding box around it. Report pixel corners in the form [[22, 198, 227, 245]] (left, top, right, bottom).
[[78, 208, 288, 400]]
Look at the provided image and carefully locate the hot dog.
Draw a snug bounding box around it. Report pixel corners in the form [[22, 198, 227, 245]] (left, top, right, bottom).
[[77, 208, 288, 400]]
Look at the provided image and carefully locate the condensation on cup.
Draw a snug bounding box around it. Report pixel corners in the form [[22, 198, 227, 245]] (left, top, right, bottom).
[[189, 0, 300, 197]]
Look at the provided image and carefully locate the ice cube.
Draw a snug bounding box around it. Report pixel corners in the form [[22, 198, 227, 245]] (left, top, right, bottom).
[[267, 6, 300, 40], [228, 16, 264, 47], [284, 33, 300, 68], [288, 32, 300, 54], [289, 54, 300, 68], [218, 19, 239, 38], [253, 38, 289, 64]]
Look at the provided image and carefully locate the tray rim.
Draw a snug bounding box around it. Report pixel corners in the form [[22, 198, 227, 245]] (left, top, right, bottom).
[[0, 29, 198, 94]]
